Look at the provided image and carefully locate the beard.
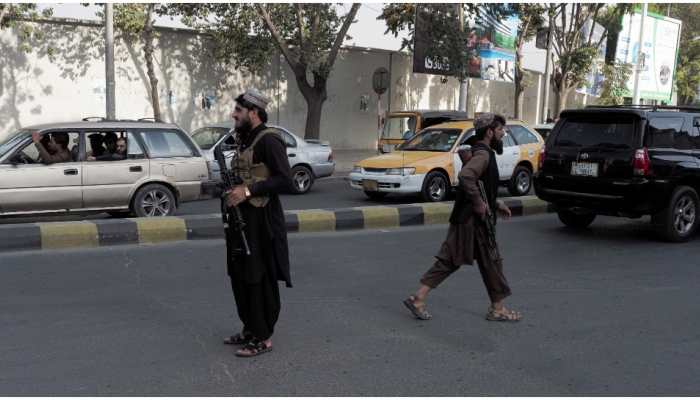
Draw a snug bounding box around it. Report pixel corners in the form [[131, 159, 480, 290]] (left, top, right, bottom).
[[235, 116, 253, 134], [490, 138, 504, 155]]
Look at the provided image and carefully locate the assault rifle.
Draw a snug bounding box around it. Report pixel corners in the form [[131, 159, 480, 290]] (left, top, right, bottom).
[[214, 134, 251, 256], [477, 180, 500, 261]]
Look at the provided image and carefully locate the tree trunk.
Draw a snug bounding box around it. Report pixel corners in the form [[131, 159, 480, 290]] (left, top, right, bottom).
[[292, 68, 327, 140], [514, 85, 525, 120], [0, 5, 10, 27], [143, 5, 161, 121], [557, 87, 571, 117]]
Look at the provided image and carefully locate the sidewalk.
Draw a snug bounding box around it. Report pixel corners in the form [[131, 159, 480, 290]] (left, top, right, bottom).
[[332, 149, 379, 174]]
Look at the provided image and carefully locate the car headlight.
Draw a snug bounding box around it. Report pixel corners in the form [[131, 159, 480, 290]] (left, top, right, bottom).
[[386, 167, 416, 176], [352, 165, 362, 173]]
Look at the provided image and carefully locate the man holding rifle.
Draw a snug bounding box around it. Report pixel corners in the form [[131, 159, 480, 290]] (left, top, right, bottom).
[[403, 113, 522, 322], [221, 89, 292, 357]]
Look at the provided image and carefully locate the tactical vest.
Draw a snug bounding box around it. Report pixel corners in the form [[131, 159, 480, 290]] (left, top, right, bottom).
[[233, 128, 281, 208]]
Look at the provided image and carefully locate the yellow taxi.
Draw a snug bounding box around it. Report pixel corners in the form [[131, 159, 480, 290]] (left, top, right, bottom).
[[350, 120, 544, 202]]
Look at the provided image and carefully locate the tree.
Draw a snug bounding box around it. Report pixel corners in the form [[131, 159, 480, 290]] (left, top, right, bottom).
[[93, 4, 163, 121], [0, 3, 53, 52], [547, 4, 635, 114], [163, 4, 360, 140], [598, 62, 632, 105], [512, 4, 545, 119]]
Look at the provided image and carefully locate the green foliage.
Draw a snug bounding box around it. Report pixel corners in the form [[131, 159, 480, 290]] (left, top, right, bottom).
[[598, 62, 632, 105], [0, 3, 54, 53], [162, 4, 357, 80]]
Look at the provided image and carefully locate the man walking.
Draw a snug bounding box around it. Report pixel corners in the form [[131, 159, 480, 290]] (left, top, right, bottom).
[[403, 113, 522, 322], [222, 89, 293, 357]]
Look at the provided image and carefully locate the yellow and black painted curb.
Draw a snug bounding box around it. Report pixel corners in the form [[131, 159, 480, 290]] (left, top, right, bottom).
[[0, 196, 554, 253]]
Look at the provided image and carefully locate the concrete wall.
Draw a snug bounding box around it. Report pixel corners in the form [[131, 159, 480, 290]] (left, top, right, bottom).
[[1, 18, 595, 148]]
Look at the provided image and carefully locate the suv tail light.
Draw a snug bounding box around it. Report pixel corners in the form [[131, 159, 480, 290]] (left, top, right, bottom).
[[328, 149, 334, 162], [633, 148, 651, 176], [538, 146, 546, 170]]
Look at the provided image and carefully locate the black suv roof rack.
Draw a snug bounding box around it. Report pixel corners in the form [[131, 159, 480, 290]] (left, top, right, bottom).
[[585, 104, 700, 113]]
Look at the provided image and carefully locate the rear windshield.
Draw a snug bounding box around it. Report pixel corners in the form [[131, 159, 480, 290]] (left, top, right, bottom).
[[555, 115, 637, 148]]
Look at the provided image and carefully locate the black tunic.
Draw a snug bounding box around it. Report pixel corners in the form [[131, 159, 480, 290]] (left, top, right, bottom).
[[224, 124, 293, 288]]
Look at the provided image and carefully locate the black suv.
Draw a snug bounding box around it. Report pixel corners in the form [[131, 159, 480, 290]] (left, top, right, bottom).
[[534, 105, 700, 242]]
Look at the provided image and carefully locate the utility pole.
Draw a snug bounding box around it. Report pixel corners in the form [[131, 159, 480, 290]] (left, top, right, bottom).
[[457, 3, 468, 113], [105, 3, 116, 119], [541, 11, 554, 123], [632, 3, 647, 105]]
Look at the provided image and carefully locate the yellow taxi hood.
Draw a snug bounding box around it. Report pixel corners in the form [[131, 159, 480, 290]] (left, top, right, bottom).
[[358, 151, 445, 168]]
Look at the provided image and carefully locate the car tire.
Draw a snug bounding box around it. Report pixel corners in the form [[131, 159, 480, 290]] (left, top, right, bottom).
[[131, 183, 177, 218], [508, 165, 532, 196], [651, 185, 699, 242], [290, 165, 314, 194], [557, 208, 596, 229], [364, 191, 388, 200], [421, 171, 449, 202]]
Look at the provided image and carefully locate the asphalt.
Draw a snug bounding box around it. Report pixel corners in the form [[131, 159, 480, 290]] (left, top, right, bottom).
[[1, 214, 699, 395]]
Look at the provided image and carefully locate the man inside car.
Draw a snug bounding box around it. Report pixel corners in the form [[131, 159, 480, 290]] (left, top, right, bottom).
[[32, 132, 72, 164], [89, 137, 127, 161]]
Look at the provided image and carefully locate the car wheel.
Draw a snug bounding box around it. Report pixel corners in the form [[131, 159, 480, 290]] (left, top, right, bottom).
[[652, 185, 699, 242], [557, 208, 596, 229], [290, 165, 314, 194], [508, 165, 532, 196], [132, 183, 177, 218], [364, 191, 388, 200], [421, 171, 449, 202]]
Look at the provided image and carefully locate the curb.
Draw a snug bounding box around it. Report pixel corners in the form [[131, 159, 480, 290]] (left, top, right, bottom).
[[0, 196, 554, 253]]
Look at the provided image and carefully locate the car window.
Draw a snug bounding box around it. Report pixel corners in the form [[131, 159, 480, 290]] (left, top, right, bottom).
[[85, 131, 127, 161], [555, 115, 636, 148], [139, 130, 195, 158], [14, 131, 79, 164], [508, 125, 539, 145], [269, 128, 297, 148], [0, 130, 28, 158], [646, 117, 687, 150], [459, 129, 476, 145], [401, 128, 462, 152], [503, 132, 517, 147], [127, 133, 146, 159], [382, 116, 417, 140], [191, 127, 230, 150]]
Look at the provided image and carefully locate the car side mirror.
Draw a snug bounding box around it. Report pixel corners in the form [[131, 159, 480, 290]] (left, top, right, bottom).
[[694, 119, 700, 128], [457, 144, 471, 152]]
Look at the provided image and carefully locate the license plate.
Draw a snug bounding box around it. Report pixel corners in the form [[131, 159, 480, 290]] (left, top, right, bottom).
[[570, 162, 598, 177], [363, 179, 379, 191]]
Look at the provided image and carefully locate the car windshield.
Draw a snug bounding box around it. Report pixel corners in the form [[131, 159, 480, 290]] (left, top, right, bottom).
[[382, 116, 417, 140], [555, 116, 637, 149], [401, 128, 462, 152], [191, 127, 230, 150], [0, 130, 29, 157]]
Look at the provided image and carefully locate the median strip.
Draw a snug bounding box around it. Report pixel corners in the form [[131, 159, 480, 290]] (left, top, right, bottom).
[[0, 195, 554, 253]]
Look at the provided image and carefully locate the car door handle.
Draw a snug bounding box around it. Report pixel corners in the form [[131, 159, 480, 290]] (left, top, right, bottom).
[[129, 166, 143, 172], [64, 168, 78, 175], [289, 153, 296, 158]]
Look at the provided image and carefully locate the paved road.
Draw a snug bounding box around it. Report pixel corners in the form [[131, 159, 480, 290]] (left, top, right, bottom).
[[0, 177, 526, 224], [1, 214, 699, 395]]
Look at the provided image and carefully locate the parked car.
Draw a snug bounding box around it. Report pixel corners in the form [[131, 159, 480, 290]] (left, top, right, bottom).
[[378, 110, 469, 153], [350, 119, 544, 202], [534, 105, 700, 242], [532, 123, 555, 139], [0, 119, 215, 217], [191, 123, 335, 194]]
